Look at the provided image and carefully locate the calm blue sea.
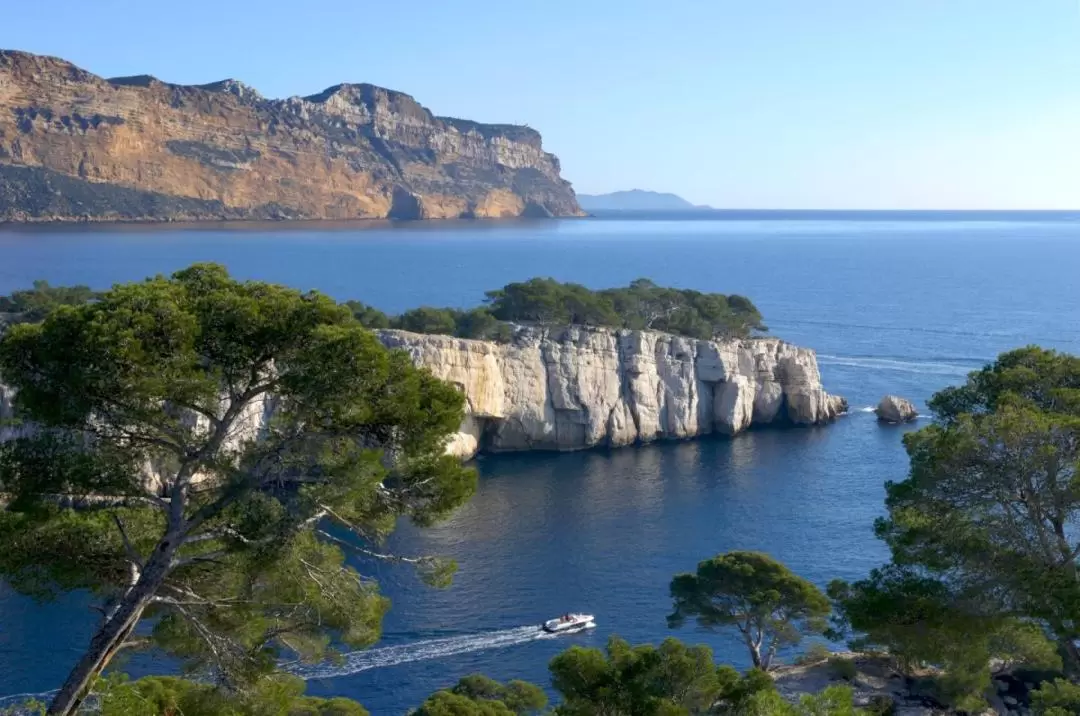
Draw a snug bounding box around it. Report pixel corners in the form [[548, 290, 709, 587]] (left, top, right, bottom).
[[2, 211, 1080, 713]]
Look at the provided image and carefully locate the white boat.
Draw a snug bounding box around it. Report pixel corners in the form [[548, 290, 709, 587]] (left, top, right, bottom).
[[542, 613, 596, 634]]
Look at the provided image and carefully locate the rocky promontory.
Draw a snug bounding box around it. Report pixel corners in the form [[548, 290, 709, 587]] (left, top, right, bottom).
[[0, 50, 583, 222], [0, 325, 845, 467], [379, 325, 847, 459]]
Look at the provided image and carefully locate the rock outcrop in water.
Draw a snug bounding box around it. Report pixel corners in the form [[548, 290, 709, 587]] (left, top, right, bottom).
[[0, 326, 845, 471], [378, 325, 847, 459], [0, 50, 583, 223], [875, 395, 918, 423]]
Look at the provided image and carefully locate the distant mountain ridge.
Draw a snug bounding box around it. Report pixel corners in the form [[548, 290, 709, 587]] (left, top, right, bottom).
[[576, 190, 710, 211], [0, 50, 583, 222]]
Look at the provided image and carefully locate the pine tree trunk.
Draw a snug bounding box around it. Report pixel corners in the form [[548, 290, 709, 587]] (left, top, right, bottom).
[[746, 638, 763, 669], [1060, 636, 1080, 676], [47, 536, 178, 715]]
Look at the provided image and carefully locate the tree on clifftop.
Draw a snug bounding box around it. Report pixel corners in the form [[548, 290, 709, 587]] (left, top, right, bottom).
[[0, 264, 476, 716], [668, 552, 830, 671]]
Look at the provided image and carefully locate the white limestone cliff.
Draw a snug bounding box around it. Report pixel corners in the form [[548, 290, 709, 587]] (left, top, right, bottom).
[[378, 325, 847, 459], [0, 326, 846, 471]]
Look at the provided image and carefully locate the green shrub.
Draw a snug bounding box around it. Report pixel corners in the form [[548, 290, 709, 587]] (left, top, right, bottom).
[[864, 694, 896, 716], [828, 656, 858, 682], [1032, 679, 1080, 716], [795, 642, 833, 666], [396, 306, 461, 335]]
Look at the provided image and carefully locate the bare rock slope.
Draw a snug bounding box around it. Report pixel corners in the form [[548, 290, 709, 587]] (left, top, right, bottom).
[[0, 50, 583, 222]]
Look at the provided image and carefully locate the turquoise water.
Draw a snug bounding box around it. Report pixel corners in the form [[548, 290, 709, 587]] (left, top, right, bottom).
[[2, 213, 1080, 713]]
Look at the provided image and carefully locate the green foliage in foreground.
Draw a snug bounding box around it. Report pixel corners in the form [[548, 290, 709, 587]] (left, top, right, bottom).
[[0, 264, 475, 715], [829, 346, 1080, 708], [669, 551, 831, 671], [1032, 678, 1080, 716], [0, 635, 872, 716], [97, 673, 368, 716], [549, 635, 775, 715], [413, 674, 547, 715], [745, 686, 868, 716]]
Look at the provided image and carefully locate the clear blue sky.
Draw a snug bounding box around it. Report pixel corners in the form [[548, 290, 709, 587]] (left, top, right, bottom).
[[4, 1, 1079, 209]]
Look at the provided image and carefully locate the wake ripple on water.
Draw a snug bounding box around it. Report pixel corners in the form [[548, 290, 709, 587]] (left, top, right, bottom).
[[0, 628, 553, 704], [0, 690, 58, 712], [289, 626, 552, 681], [817, 354, 979, 377]]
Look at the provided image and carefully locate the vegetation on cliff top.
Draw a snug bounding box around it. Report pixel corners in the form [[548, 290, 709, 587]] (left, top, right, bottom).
[[0, 276, 765, 342], [0, 280, 97, 329], [351, 277, 766, 341]]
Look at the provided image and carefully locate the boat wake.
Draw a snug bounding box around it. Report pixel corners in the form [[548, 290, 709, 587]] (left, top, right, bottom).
[[289, 625, 553, 680], [0, 690, 58, 712], [0, 627, 558, 699], [818, 354, 976, 377]]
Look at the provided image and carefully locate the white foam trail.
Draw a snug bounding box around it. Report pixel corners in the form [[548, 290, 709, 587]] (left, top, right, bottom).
[[858, 406, 876, 413], [290, 626, 552, 680], [0, 689, 58, 710], [818, 355, 972, 377]]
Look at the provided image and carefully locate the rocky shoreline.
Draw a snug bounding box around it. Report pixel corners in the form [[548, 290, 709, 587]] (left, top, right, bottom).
[[774, 653, 1045, 716]]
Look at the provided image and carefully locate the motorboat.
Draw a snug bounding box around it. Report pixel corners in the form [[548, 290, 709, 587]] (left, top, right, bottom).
[[542, 613, 596, 634]]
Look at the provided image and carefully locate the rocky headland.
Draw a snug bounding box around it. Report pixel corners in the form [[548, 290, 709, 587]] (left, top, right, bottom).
[[379, 325, 847, 459], [0, 50, 583, 222], [0, 325, 845, 471]]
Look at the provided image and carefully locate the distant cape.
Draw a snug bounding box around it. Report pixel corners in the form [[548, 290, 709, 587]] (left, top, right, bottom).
[[575, 190, 711, 212]]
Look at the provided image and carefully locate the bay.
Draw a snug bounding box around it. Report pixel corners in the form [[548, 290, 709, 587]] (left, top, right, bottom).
[[2, 212, 1079, 713]]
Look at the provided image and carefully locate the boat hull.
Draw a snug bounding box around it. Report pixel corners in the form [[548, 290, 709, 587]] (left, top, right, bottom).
[[541, 614, 596, 634]]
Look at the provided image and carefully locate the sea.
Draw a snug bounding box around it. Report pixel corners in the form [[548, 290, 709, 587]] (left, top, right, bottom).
[[1, 210, 1079, 713]]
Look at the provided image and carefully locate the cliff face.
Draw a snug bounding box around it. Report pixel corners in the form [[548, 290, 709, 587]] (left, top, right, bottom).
[[0, 50, 583, 222], [0, 326, 845, 479], [378, 326, 847, 459]]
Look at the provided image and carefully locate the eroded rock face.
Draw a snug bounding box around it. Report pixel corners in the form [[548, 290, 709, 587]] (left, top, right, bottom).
[[378, 326, 847, 459], [0, 327, 845, 473], [875, 395, 918, 423], [0, 50, 583, 222]]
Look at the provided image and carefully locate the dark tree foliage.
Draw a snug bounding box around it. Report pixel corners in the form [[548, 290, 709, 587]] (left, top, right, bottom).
[[412, 674, 547, 716], [97, 673, 369, 716], [343, 300, 392, 330], [0, 264, 476, 715], [549, 635, 773, 715], [397, 307, 461, 336], [486, 277, 765, 339], [3, 275, 762, 346], [669, 552, 830, 671], [830, 346, 1080, 708], [0, 280, 97, 330]]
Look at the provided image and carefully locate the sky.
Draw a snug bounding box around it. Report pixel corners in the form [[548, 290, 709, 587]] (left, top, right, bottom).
[[3, 1, 1079, 209]]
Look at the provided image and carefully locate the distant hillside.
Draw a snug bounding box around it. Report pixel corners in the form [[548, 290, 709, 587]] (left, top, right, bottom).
[[0, 49, 582, 222], [576, 190, 709, 211]]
